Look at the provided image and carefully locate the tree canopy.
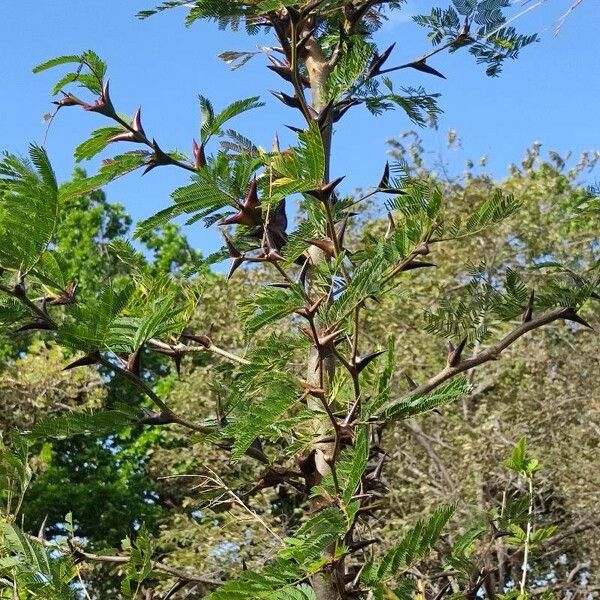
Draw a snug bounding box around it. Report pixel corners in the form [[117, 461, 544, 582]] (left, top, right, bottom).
[[0, 2, 597, 600]]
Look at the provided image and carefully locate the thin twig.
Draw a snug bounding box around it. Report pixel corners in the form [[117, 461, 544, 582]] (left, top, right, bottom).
[[379, 306, 575, 414]]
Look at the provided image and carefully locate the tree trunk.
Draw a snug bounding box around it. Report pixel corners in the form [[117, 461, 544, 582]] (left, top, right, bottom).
[[303, 34, 344, 600]]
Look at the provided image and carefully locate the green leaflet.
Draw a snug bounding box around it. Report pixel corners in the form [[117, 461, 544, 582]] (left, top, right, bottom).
[[414, 1, 538, 77], [239, 284, 306, 336], [375, 377, 471, 421], [0, 523, 77, 599], [364, 505, 455, 583], [281, 505, 348, 567], [226, 378, 300, 461], [33, 50, 107, 95], [204, 489, 351, 599], [318, 426, 369, 507], [134, 169, 234, 238], [58, 282, 135, 352], [59, 152, 148, 202], [205, 560, 304, 600], [0, 432, 32, 512], [27, 406, 140, 441], [120, 526, 155, 599], [443, 189, 520, 240], [271, 121, 325, 190], [200, 95, 265, 143], [326, 36, 376, 102], [0, 145, 59, 273], [74, 125, 125, 162], [326, 246, 387, 324], [273, 584, 317, 600]]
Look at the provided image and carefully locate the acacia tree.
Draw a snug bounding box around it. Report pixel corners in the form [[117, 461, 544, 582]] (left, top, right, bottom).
[[0, 1, 597, 599]]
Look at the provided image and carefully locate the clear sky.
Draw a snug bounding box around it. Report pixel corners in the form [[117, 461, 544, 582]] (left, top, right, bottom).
[[1, 1, 598, 258]]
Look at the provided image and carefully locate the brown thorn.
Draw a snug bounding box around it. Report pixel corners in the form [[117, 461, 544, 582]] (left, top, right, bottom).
[[354, 350, 386, 374], [63, 351, 101, 371], [384, 212, 396, 239], [404, 373, 418, 391], [447, 336, 467, 367], [562, 307, 594, 330], [400, 260, 436, 272], [522, 289, 535, 323]]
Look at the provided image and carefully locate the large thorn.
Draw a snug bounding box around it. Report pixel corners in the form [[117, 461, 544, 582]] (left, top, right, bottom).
[[182, 333, 212, 348], [138, 409, 175, 426], [384, 212, 396, 239], [126, 345, 143, 376], [306, 176, 345, 203], [400, 59, 446, 79], [367, 43, 396, 78], [192, 139, 206, 169], [15, 319, 54, 332], [404, 373, 418, 391], [304, 238, 336, 257], [222, 234, 246, 280], [270, 90, 303, 110], [377, 162, 390, 190], [522, 289, 535, 323], [336, 216, 350, 248], [400, 260, 436, 272], [332, 98, 362, 123], [447, 336, 468, 367], [354, 350, 386, 374], [562, 307, 594, 330], [63, 351, 101, 371]]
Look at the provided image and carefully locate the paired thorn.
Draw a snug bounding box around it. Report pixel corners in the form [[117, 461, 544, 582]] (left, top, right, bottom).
[[367, 43, 396, 78], [296, 296, 324, 319], [220, 178, 262, 227], [221, 233, 246, 280], [306, 176, 345, 203], [47, 281, 77, 306], [142, 139, 173, 175]]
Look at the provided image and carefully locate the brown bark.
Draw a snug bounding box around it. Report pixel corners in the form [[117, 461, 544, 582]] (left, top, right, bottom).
[[303, 29, 344, 600]]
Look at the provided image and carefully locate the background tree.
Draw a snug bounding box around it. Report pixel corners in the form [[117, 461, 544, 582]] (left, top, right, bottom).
[[0, 2, 598, 600]]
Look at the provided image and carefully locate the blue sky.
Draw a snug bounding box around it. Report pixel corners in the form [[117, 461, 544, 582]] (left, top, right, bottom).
[[1, 1, 599, 258]]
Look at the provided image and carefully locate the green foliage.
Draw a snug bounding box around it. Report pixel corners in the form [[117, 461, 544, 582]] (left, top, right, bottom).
[[0, 145, 58, 273], [74, 126, 125, 162], [504, 437, 541, 476], [0, 433, 32, 516], [200, 95, 265, 143], [1, 2, 595, 599], [363, 505, 455, 583], [380, 377, 472, 421], [34, 50, 106, 95], [442, 188, 521, 239], [414, 0, 538, 77], [240, 284, 306, 336], [0, 523, 77, 599], [27, 405, 140, 441], [120, 526, 155, 598], [225, 377, 300, 461]]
